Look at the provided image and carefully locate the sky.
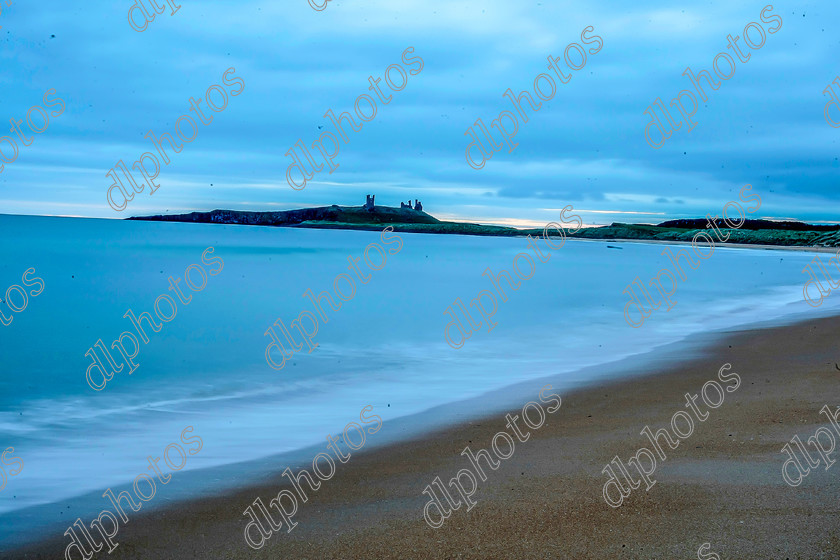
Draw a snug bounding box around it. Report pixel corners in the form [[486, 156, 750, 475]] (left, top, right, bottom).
[[0, 0, 838, 227]]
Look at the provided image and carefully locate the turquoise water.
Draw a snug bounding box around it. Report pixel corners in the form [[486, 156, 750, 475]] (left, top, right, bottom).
[[0, 214, 835, 548]]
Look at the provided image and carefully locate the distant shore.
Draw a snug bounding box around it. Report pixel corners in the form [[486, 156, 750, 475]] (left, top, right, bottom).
[[129, 205, 840, 250]]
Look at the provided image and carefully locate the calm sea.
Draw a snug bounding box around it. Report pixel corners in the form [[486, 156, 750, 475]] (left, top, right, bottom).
[[0, 214, 835, 548]]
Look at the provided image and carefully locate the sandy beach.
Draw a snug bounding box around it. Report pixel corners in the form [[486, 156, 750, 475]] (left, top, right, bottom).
[[5, 0, 840, 558], [11, 311, 840, 560]]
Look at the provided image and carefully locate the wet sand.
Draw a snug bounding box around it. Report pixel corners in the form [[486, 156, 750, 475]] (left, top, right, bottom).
[[14, 314, 840, 559]]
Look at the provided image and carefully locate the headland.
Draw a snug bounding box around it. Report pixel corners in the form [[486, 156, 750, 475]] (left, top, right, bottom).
[[129, 196, 840, 249]]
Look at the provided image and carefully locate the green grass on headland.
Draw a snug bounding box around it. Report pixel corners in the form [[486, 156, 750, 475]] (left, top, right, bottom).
[[129, 206, 840, 248]]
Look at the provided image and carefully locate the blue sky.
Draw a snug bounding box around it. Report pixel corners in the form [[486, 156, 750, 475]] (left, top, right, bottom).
[[0, 0, 837, 227]]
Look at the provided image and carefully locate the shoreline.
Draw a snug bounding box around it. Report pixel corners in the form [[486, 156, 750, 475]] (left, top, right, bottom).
[[585, 235, 840, 253], [3, 213, 838, 254], [12, 310, 840, 559], [123, 205, 840, 251]]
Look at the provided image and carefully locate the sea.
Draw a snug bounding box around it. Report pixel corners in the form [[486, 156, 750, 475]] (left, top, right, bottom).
[[0, 213, 837, 549]]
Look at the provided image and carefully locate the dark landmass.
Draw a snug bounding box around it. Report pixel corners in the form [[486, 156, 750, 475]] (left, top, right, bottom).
[[129, 205, 840, 248], [659, 218, 840, 232]]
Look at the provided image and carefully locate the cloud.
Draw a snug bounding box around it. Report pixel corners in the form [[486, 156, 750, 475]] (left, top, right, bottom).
[[0, 0, 835, 226]]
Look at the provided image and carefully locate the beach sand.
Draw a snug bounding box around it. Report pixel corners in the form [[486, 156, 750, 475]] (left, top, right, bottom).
[[14, 313, 840, 559]]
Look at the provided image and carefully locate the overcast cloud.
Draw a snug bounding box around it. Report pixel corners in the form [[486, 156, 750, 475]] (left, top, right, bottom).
[[0, 0, 836, 226]]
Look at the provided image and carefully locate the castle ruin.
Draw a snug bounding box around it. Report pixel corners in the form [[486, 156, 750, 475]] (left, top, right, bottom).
[[399, 199, 423, 211], [367, 195, 423, 212]]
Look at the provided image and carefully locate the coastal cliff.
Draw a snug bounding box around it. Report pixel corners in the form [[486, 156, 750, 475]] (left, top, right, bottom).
[[129, 207, 840, 248], [128, 205, 441, 227]]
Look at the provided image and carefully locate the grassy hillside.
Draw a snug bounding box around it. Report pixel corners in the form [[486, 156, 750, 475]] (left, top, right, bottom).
[[129, 207, 840, 248]]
